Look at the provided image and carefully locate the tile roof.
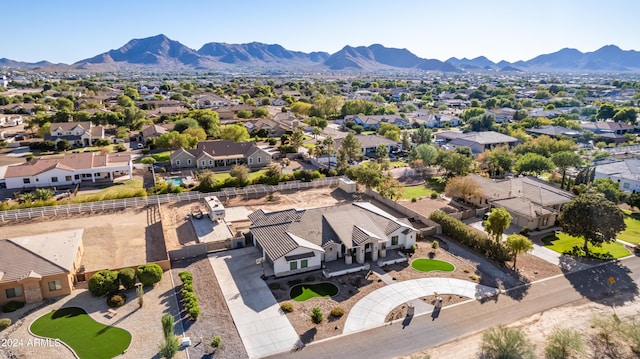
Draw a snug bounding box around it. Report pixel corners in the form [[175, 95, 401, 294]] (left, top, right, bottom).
[[50, 121, 93, 132], [171, 140, 262, 161], [5, 152, 131, 178]]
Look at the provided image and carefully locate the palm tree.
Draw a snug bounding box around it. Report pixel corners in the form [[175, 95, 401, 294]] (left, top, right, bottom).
[[287, 128, 305, 153], [312, 126, 321, 140], [322, 136, 334, 170]]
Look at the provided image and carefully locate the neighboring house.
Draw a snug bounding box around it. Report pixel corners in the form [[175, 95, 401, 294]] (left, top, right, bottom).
[[435, 131, 520, 154], [335, 134, 402, 157], [593, 159, 640, 193], [581, 121, 635, 143], [410, 111, 462, 128], [170, 140, 272, 170], [139, 123, 175, 143], [344, 114, 409, 130], [525, 125, 581, 139], [0, 229, 84, 306], [246, 118, 288, 137], [249, 202, 417, 277], [195, 94, 231, 108], [272, 111, 304, 132], [45, 121, 105, 147], [4, 152, 133, 189], [465, 174, 574, 230]]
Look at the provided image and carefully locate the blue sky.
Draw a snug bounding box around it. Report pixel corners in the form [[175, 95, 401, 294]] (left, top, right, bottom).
[[5, 0, 639, 64]]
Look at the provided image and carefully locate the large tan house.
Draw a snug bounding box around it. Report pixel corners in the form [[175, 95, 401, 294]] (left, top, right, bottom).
[[169, 140, 272, 170], [3, 152, 133, 190], [0, 229, 84, 306], [45, 121, 105, 147]]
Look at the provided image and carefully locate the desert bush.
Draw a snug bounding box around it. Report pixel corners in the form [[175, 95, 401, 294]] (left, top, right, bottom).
[[330, 307, 345, 318], [311, 307, 324, 324], [544, 326, 585, 359], [188, 306, 200, 320], [159, 335, 179, 358], [210, 336, 222, 349], [178, 271, 193, 283], [88, 270, 120, 296], [431, 240, 440, 249], [280, 302, 294, 313], [480, 325, 535, 359], [137, 263, 163, 286], [430, 192, 438, 199], [118, 268, 136, 289], [107, 294, 127, 308], [0, 318, 11, 331], [2, 301, 24, 313]]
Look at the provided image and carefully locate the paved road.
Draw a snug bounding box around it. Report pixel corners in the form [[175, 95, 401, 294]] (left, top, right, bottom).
[[265, 256, 640, 359]]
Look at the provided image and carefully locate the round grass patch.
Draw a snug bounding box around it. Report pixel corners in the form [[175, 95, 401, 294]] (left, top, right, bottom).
[[290, 283, 339, 302], [411, 258, 455, 272], [30, 307, 131, 359]]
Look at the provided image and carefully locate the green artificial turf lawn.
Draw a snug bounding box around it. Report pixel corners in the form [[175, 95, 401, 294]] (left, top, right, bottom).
[[30, 307, 131, 359], [401, 185, 438, 200], [290, 283, 339, 301], [542, 233, 631, 259], [617, 213, 640, 244], [411, 259, 455, 272]]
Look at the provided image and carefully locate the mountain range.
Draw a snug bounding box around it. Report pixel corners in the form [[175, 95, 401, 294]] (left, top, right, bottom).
[[4, 34, 640, 73]]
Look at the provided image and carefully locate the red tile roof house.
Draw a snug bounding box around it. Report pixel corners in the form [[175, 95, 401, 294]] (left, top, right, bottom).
[[3, 152, 133, 190], [0, 229, 84, 306], [169, 140, 272, 170]]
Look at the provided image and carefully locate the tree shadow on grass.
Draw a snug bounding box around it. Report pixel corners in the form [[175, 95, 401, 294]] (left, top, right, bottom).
[[560, 255, 638, 306]]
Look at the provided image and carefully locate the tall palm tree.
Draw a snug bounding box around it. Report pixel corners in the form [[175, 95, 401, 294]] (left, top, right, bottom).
[[322, 136, 334, 170]]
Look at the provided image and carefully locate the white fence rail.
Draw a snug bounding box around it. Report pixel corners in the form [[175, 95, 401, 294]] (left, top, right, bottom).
[[0, 177, 342, 222]]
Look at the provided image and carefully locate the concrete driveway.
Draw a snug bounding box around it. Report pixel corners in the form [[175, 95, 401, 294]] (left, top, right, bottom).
[[343, 277, 499, 334], [209, 247, 300, 358]]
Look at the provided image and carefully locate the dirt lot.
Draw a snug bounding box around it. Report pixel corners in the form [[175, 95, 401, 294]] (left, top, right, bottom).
[[0, 206, 167, 272]]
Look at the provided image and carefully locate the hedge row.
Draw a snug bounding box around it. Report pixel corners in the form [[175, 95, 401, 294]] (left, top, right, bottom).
[[88, 263, 163, 297], [429, 211, 511, 263], [179, 271, 200, 320]]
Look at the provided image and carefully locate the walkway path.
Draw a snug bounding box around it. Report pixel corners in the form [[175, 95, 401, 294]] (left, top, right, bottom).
[[209, 247, 300, 358], [343, 277, 499, 334]]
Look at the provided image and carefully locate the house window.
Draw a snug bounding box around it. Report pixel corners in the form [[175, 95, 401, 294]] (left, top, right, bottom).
[[301, 259, 308, 268], [209, 160, 213, 165], [201, 160, 205, 166], [51, 177, 58, 183], [541, 216, 549, 227], [187, 159, 192, 165], [23, 178, 31, 184], [75, 175, 80, 180], [176, 160, 181, 166], [65, 176, 72, 181], [290, 261, 297, 271], [5, 287, 22, 298], [391, 236, 399, 246], [48, 280, 62, 291], [249, 158, 253, 164], [257, 157, 261, 163], [57, 132, 63, 136], [624, 183, 630, 189]]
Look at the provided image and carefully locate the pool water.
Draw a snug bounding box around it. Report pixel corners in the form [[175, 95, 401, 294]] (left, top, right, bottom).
[[165, 177, 184, 186]]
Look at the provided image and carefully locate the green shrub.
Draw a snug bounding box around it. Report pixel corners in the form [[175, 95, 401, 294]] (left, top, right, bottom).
[[137, 263, 163, 286], [188, 306, 200, 320], [330, 307, 345, 318], [210, 336, 222, 349], [430, 210, 511, 263], [118, 268, 137, 290], [411, 197, 417, 202], [88, 270, 120, 296], [107, 294, 127, 308], [430, 192, 438, 199], [2, 301, 25, 313], [178, 271, 193, 283], [159, 335, 180, 359], [183, 282, 194, 293], [0, 318, 11, 331], [280, 302, 294, 313], [311, 307, 324, 324], [431, 240, 440, 249]]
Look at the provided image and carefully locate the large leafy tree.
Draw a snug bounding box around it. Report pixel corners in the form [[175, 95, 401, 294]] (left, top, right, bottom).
[[438, 151, 473, 177], [350, 161, 383, 189], [559, 193, 626, 254], [444, 176, 484, 202], [411, 125, 432, 145], [514, 153, 554, 176], [551, 151, 582, 189], [506, 234, 533, 269], [592, 178, 627, 203], [156, 131, 198, 150], [219, 124, 250, 142], [485, 207, 512, 242], [340, 132, 362, 162], [628, 192, 640, 210], [483, 146, 516, 177]]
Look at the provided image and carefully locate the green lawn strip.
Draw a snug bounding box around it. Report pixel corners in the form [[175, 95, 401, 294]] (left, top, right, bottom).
[[411, 259, 455, 272], [72, 179, 146, 202], [30, 307, 131, 359], [290, 283, 339, 301], [150, 151, 171, 162], [542, 233, 630, 259], [401, 185, 438, 200], [617, 213, 640, 244], [214, 169, 267, 183], [388, 161, 407, 167]]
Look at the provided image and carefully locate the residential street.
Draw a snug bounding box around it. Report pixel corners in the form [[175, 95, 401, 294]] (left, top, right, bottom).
[[265, 256, 640, 359]]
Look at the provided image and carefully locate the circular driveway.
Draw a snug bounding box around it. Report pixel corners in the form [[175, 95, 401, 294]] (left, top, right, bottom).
[[343, 278, 499, 333]]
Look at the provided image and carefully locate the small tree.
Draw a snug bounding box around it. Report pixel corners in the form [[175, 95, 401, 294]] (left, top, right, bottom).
[[480, 325, 535, 359], [137, 264, 163, 287], [159, 314, 179, 358], [506, 234, 533, 270], [485, 208, 512, 242], [311, 306, 323, 324], [544, 326, 586, 359], [230, 164, 250, 187]]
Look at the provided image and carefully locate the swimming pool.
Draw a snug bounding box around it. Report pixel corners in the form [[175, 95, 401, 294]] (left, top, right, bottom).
[[165, 177, 185, 186]]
